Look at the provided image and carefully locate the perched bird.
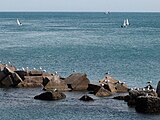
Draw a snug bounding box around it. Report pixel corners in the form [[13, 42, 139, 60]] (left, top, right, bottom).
[[54, 88, 58, 92], [147, 81, 152, 85], [39, 67, 42, 70], [22, 67, 25, 71], [105, 71, 110, 75]]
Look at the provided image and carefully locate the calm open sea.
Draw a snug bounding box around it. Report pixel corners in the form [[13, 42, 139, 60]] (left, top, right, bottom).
[[0, 12, 160, 119]]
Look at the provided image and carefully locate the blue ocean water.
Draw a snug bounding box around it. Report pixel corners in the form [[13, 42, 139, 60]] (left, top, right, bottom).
[[0, 12, 160, 119]]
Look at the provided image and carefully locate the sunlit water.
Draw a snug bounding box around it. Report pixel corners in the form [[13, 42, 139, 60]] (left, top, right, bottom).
[[0, 12, 160, 119]]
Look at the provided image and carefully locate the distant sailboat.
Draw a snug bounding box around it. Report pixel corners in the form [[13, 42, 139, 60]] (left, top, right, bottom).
[[104, 11, 110, 15], [17, 19, 22, 26], [121, 19, 130, 28]]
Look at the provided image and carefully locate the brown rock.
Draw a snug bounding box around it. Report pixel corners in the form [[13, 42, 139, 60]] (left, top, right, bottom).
[[0, 64, 16, 72], [115, 83, 128, 93], [17, 76, 43, 88], [65, 73, 90, 91], [42, 75, 70, 91], [95, 87, 112, 97], [0, 67, 22, 87]]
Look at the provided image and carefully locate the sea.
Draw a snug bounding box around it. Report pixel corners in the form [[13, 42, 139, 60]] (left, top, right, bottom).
[[0, 12, 160, 120]]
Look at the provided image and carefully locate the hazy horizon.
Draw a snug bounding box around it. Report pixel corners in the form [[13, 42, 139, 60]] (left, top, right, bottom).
[[0, 0, 160, 12]]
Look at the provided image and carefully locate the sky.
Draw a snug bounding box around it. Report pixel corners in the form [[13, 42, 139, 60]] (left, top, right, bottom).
[[0, 0, 160, 12]]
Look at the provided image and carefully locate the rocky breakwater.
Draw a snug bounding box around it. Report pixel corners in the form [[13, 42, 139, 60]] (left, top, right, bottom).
[[0, 63, 54, 88], [113, 81, 160, 114]]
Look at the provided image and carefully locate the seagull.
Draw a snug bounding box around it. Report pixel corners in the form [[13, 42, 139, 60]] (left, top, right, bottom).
[[105, 79, 109, 83], [54, 88, 58, 92], [147, 81, 152, 85], [142, 88, 145, 91], [101, 83, 104, 87], [22, 67, 25, 71], [39, 67, 42, 70], [105, 71, 110, 75], [55, 71, 58, 75]]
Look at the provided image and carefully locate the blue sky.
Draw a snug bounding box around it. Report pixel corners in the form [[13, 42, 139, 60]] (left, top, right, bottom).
[[0, 0, 160, 12]]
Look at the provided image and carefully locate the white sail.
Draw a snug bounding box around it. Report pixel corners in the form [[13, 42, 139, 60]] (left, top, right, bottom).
[[123, 20, 127, 27], [126, 19, 129, 26], [17, 19, 22, 26]]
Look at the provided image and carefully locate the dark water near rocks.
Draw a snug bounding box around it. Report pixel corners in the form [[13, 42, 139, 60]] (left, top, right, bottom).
[[0, 12, 160, 119]]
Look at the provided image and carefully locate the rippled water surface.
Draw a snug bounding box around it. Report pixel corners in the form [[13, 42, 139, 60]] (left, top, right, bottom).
[[0, 12, 160, 119]]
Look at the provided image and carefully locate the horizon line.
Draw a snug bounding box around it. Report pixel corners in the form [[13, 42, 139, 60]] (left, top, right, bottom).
[[0, 10, 160, 13]]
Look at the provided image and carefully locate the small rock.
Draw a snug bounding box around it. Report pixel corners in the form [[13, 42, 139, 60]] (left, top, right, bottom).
[[79, 95, 94, 101]]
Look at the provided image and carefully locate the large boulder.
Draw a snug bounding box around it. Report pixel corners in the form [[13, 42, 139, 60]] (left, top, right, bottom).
[[34, 91, 66, 100], [127, 89, 157, 106], [65, 73, 90, 91], [87, 84, 101, 94], [135, 96, 160, 114], [42, 75, 70, 91], [0, 67, 22, 87]]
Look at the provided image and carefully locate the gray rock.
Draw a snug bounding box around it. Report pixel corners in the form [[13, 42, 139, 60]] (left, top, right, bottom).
[[34, 91, 66, 100], [156, 81, 160, 97], [79, 95, 94, 101], [135, 96, 160, 114]]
